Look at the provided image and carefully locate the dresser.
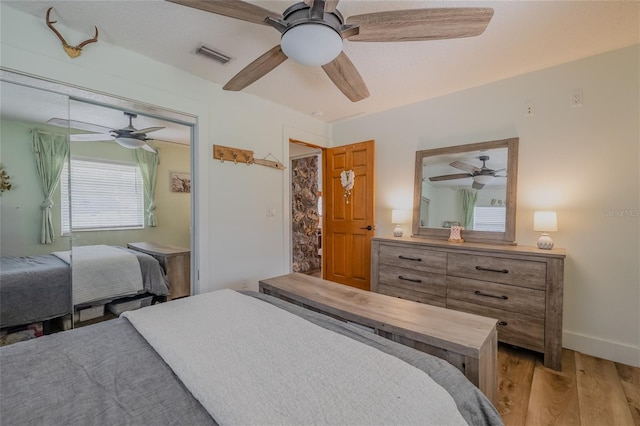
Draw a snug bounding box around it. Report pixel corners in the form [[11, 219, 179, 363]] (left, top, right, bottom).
[[127, 242, 191, 300], [371, 237, 565, 370]]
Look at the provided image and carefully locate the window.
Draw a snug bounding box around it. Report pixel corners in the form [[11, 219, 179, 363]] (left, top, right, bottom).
[[473, 206, 506, 232], [61, 158, 145, 233]]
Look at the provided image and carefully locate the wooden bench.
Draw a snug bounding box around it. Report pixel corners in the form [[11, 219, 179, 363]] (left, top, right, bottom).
[[259, 273, 498, 404]]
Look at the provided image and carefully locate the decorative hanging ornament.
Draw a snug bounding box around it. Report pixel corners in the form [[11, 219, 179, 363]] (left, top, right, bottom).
[[340, 170, 355, 204]]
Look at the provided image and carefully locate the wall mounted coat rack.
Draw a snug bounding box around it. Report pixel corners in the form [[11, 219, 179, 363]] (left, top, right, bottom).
[[213, 145, 285, 170]]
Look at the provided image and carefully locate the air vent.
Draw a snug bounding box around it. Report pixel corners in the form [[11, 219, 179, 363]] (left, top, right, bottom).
[[194, 44, 232, 64]]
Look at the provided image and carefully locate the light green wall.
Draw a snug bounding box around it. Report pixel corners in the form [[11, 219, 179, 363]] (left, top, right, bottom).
[[0, 120, 69, 255], [0, 117, 190, 256]]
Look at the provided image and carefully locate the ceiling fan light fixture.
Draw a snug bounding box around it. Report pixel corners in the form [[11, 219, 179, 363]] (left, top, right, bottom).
[[115, 136, 146, 149], [281, 23, 342, 66], [473, 175, 495, 185]]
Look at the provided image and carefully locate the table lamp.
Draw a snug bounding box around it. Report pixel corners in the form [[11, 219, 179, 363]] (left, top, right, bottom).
[[391, 209, 409, 237], [534, 211, 557, 249]]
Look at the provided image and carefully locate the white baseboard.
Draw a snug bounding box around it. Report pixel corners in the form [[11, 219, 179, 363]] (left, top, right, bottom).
[[563, 330, 640, 367]]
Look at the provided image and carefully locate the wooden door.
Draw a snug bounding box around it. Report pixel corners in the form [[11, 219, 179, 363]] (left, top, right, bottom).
[[323, 140, 375, 290]]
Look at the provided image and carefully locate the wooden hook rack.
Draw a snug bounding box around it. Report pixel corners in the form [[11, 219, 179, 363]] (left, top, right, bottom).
[[213, 145, 254, 165], [213, 145, 285, 170]]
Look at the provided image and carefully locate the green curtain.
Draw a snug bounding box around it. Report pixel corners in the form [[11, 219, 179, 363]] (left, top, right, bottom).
[[460, 188, 478, 229], [32, 130, 69, 244], [134, 149, 159, 227]]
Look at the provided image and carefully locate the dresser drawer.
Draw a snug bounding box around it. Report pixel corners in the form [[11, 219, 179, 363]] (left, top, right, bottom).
[[447, 253, 546, 290], [447, 299, 544, 352], [378, 244, 446, 275], [447, 276, 545, 318], [377, 283, 446, 308], [378, 265, 446, 298]]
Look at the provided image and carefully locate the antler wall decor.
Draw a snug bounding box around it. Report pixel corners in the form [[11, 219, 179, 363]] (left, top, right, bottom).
[[46, 7, 98, 58]]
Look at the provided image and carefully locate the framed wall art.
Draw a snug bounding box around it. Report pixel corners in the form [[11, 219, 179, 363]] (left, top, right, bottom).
[[170, 171, 191, 193]]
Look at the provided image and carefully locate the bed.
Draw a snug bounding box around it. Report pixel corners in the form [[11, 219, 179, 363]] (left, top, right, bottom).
[[0, 289, 503, 425], [0, 245, 170, 329]]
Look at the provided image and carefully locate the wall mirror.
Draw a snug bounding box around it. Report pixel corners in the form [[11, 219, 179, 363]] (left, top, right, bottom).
[[412, 137, 518, 245]]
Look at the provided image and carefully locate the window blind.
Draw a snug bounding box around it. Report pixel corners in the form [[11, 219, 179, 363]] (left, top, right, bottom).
[[473, 206, 506, 232], [61, 158, 144, 233]]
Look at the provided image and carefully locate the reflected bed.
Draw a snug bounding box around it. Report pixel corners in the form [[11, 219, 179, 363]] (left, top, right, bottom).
[[0, 245, 170, 329]]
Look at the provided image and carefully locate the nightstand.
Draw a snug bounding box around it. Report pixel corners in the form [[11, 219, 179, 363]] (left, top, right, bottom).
[[127, 242, 191, 300]]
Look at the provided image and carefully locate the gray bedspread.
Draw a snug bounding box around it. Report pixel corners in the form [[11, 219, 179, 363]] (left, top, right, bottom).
[[0, 291, 503, 426], [0, 255, 71, 328], [125, 248, 170, 297]]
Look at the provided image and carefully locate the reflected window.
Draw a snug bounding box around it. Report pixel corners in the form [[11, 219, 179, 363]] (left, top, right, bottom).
[[61, 158, 144, 233], [473, 206, 506, 232]]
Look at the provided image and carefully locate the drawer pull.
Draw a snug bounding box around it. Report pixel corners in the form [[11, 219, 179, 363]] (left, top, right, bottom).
[[398, 275, 422, 283], [475, 266, 509, 274], [399, 255, 422, 262], [497, 321, 508, 327], [474, 290, 508, 300]]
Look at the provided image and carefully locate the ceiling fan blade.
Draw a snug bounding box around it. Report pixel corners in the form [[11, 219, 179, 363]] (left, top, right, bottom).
[[141, 144, 157, 153], [303, 0, 339, 13], [346, 8, 494, 42], [223, 45, 288, 91], [321, 51, 369, 102], [472, 181, 485, 190], [428, 173, 471, 182], [166, 0, 282, 25], [131, 126, 164, 135], [47, 118, 113, 134], [450, 161, 480, 173], [70, 133, 114, 142]]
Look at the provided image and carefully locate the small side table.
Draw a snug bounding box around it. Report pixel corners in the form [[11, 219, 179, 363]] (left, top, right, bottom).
[[127, 242, 190, 300]]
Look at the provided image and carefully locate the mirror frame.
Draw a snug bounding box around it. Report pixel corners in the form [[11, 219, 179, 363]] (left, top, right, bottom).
[[412, 137, 519, 245]]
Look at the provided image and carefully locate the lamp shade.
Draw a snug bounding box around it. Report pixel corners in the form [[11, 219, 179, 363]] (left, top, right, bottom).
[[115, 136, 145, 149], [391, 209, 410, 224], [534, 211, 557, 232], [281, 23, 343, 66], [473, 175, 495, 185]]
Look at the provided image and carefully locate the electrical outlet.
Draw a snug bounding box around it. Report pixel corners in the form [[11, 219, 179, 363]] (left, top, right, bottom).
[[571, 89, 583, 106], [524, 103, 534, 116], [266, 207, 276, 217]]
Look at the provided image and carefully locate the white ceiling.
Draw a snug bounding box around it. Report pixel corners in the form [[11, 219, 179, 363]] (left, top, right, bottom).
[[3, 1, 639, 123]]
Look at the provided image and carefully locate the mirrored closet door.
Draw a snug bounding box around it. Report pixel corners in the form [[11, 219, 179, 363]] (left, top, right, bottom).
[[1, 73, 196, 342], [0, 80, 73, 341], [67, 100, 193, 321]]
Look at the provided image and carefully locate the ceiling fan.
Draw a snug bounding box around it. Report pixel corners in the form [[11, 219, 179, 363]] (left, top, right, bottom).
[[48, 112, 162, 153], [168, 0, 494, 102], [428, 155, 506, 189]]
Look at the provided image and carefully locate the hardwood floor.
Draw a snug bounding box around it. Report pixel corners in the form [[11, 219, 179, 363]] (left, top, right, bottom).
[[497, 343, 639, 425]]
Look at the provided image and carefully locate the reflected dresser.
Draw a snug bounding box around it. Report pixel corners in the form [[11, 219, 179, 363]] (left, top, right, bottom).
[[371, 236, 566, 370], [127, 242, 191, 300]]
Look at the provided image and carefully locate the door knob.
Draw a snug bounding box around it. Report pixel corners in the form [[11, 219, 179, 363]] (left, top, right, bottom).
[[360, 225, 373, 230]]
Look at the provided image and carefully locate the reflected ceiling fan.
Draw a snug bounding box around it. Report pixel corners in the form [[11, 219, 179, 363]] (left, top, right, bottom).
[[168, 0, 494, 102], [48, 112, 161, 153], [428, 155, 506, 189]]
